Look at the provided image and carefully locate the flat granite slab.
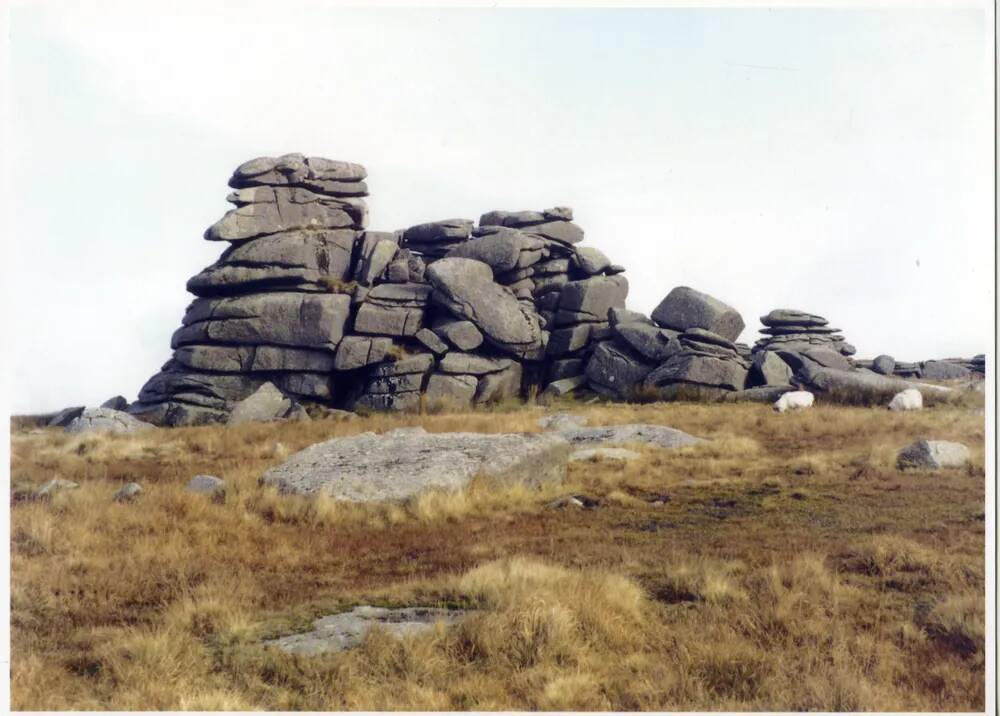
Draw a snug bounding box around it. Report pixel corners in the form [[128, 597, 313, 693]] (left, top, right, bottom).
[[264, 606, 472, 655], [260, 426, 570, 501]]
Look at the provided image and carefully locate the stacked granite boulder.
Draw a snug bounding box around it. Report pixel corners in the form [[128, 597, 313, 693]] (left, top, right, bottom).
[[131, 155, 369, 425], [129, 155, 639, 424], [583, 286, 750, 400], [745, 309, 856, 389], [133, 153, 963, 423]]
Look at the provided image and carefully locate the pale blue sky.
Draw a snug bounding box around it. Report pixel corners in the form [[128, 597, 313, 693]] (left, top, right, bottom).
[[6, 2, 993, 412]]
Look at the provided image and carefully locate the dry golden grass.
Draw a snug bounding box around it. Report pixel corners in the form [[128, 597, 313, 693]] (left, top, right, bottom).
[[9, 397, 987, 710]]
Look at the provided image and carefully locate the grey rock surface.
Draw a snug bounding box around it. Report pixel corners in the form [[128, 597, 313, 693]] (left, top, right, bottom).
[[427, 258, 542, 357], [644, 353, 748, 392], [189, 230, 356, 295], [747, 351, 793, 388], [175, 344, 336, 374], [872, 354, 896, 375], [760, 309, 828, 327], [550, 423, 703, 450], [652, 286, 745, 342], [264, 606, 471, 656], [920, 360, 972, 380], [227, 382, 306, 426], [47, 406, 85, 428], [114, 482, 144, 502], [541, 375, 587, 398], [896, 440, 970, 470], [100, 395, 129, 411], [584, 341, 654, 399], [260, 427, 570, 501], [66, 408, 156, 434], [173, 293, 351, 351], [334, 336, 394, 371], [187, 475, 226, 493]]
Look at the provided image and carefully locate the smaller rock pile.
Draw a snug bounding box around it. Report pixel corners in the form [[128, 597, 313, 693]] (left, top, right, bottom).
[[746, 309, 855, 388], [583, 286, 749, 400], [856, 354, 985, 380]]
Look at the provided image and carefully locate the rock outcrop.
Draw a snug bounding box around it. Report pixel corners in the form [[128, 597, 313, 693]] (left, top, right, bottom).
[[124, 154, 983, 422], [129, 155, 642, 423]]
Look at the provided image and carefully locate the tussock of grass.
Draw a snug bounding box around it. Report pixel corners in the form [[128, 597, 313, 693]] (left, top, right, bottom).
[[9, 399, 985, 710]]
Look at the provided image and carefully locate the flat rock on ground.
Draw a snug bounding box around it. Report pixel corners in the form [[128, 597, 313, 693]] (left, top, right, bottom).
[[66, 408, 156, 434], [263, 606, 471, 655], [549, 423, 703, 450], [260, 427, 570, 501]]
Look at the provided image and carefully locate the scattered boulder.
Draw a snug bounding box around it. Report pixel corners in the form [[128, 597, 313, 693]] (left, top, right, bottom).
[[773, 390, 814, 413], [187, 475, 226, 494], [896, 440, 970, 470], [260, 427, 570, 501], [66, 408, 156, 434], [113, 482, 143, 502], [888, 388, 922, 411]]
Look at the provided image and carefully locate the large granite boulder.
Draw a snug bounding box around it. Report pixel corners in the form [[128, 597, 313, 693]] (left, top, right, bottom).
[[651, 286, 745, 343], [174, 344, 337, 373], [260, 427, 570, 501], [188, 230, 357, 296], [896, 440, 970, 470], [205, 186, 364, 241], [446, 230, 545, 273], [227, 382, 308, 426], [555, 275, 628, 326], [747, 350, 793, 388], [584, 341, 655, 399], [427, 258, 543, 357], [872, 354, 895, 376]]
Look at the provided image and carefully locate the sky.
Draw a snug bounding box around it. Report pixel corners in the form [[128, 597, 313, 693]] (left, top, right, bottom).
[[4, 1, 994, 413]]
